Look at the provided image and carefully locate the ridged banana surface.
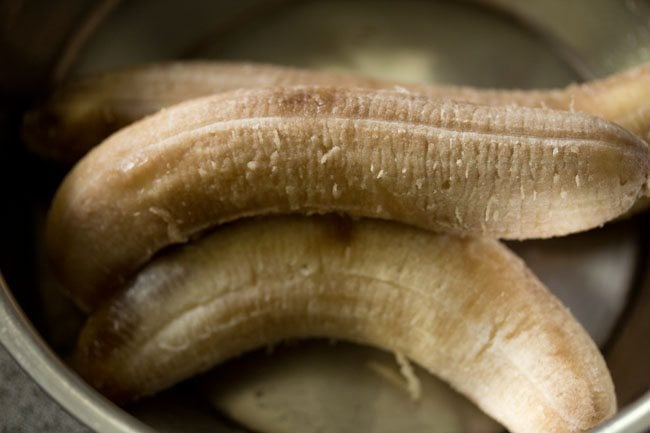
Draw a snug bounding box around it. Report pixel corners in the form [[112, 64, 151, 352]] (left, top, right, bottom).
[[46, 86, 650, 310], [23, 61, 650, 163], [73, 216, 616, 433]]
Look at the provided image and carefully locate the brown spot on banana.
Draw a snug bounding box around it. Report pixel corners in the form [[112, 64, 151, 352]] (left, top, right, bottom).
[[23, 62, 390, 163], [46, 86, 650, 310], [72, 216, 616, 433], [22, 61, 650, 164]]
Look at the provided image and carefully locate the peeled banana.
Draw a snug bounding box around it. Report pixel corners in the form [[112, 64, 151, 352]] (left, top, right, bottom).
[[72, 216, 616, 433], [45, 86, 650, 309], [205, 341, 502, 433], [23, 61, 650, 163]]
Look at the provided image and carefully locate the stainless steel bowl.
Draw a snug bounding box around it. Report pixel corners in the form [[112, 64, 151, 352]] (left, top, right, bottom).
[[1, 0, 649, 431]]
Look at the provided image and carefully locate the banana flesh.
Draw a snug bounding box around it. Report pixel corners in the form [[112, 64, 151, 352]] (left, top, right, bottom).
[[23, 61, 650, 163], [204, 341, 502, 433], [46, 86, 650, 310], [72, 216, 616, 433]]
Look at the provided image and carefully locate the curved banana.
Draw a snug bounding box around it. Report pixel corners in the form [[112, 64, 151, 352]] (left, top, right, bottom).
[[72, 216, 616, 433], [23, 62, 380, 163], [23, 61, 650, 163], [46, 86, 650, 310]]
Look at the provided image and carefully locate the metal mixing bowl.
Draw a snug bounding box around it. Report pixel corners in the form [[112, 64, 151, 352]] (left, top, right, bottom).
[[1, 0, 649, 431]]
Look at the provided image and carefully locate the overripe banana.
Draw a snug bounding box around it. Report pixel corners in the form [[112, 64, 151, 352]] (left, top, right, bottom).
[[72, 216, 616, 433], [23, 61, 650, 163], [46, 86, 650, 310]]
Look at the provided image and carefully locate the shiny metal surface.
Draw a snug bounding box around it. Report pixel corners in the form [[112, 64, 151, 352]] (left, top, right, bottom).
[[0, 0, 649, 432], [592, 391, 650, 433]]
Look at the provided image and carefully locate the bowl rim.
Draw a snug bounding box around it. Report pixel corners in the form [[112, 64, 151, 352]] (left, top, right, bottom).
[[0, 273, 154, 433]]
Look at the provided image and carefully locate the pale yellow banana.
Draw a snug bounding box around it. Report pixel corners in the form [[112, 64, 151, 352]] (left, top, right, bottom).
[[205, 341, 502, 433], [72, 216, 616, 433], [23, 61, 650, 163], [46, 86, 650, 310]]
